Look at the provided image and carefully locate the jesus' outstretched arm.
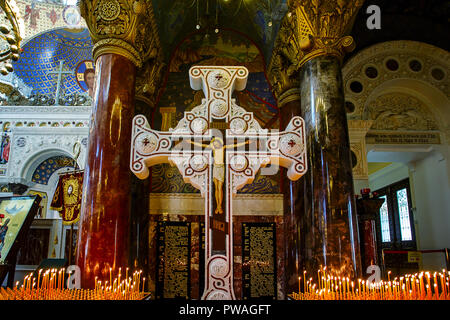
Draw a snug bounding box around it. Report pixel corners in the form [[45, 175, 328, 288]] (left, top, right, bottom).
[[224, 139, 252, 149], [185, 139, 210, 148]]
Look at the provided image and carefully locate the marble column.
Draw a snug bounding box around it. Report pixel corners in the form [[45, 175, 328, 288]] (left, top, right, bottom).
[[269, 0, 365, 286], [76, 54, 136, 288], [299, 55, 361, 280], [130, 95, 159, 286], [278, 89, 303, 294], [76, 0, 161, 288]]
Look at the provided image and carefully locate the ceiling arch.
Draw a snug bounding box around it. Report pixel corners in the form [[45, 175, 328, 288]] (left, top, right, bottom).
[[12, 27, 93, 96], [343, 41, 450, 133]]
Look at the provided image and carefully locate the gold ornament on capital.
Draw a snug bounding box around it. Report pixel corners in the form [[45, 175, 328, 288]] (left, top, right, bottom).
[[78, 0, 161, 67], [269, 0, 364, 98]]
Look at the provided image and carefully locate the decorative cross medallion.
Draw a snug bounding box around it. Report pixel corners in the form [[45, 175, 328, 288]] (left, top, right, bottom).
[[46, 59, 74, 104], [130, 66, 307, 300]]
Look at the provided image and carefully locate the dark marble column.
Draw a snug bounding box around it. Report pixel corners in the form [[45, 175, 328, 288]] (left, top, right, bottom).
[[129, 99, 152, 288], [298, 55, 362, 281], [76, 54, 136, 288], [278, 89, 303, 295]]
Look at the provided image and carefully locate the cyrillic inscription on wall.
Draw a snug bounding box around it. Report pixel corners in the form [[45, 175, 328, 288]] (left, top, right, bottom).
[[366, 132, 440, 144], [156, 221, 191, 299], [242, 223, 277, 300]]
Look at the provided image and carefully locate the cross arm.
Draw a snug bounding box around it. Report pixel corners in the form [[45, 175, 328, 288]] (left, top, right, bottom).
[[130, 115, 212, 196], [130, 115, 174, 180], [226, 116, 307, 182], [224, 139, 252, 149], [185, 139, 210, 149], [265, 116, 307, 181]]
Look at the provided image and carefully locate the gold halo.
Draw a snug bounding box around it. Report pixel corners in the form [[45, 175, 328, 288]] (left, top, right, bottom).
[[211, 137, 224, 144]]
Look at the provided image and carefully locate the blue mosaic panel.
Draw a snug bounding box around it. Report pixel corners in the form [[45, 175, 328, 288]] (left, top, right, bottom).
[[31, 155, 78, 185], [245, 72, 277, 114], [13, 28, 93, 96]]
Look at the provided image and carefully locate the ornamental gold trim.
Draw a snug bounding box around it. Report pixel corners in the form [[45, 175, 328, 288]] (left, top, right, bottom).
[[79, 0, 161, 67], [93, 38, 142, 67], [277, 88, 301, 108], [269, 0, 364, 97]]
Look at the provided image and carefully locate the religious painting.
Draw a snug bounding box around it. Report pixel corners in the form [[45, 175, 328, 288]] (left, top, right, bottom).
[[0, 195, 41, 264], [27, 190, 48, 219], [0, 132, 10, 165], [13, 28, 93, 97], [64, 226, 78, 264], [16, 228, 50, 265], [63, 5, 81, 27], [159, 30, 278, 127], [23, 3, 40, 30], [75, 60, 95, 98]]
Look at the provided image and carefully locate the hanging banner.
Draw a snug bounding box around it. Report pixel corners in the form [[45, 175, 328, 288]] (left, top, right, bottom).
[[50, 172, 83, 225]]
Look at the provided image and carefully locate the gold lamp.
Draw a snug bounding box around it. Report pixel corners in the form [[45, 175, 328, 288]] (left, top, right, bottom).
[[0, 0, 23, 75]]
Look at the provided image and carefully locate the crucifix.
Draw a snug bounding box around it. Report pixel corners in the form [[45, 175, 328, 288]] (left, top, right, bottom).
[[46, 59, 74, 105], [130, 66, 307, 300]]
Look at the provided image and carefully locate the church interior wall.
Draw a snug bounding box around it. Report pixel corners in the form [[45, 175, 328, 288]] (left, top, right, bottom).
[[409, 151, 450, 271], [0, 1, 448, 300], [143, 29, 285, 299], [368, 162, 410, 192], [344, 39, 450, 274], [368, 150, 450, 271], [148, 192, 284, 299]]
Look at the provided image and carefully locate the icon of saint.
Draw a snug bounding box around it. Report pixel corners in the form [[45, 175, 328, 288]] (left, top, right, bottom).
[[0, 218, 10, 259], [84, 69, 95, 98]]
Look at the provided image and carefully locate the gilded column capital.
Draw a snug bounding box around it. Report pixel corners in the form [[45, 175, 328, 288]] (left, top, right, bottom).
[[135, 57, 166, 108], [267, 38, 301, 104], [270, 0, 364, 86], [78, 0, 161, 67]]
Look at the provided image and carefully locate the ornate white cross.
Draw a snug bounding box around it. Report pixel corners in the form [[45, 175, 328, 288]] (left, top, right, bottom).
[[130, 66, 307, 300]]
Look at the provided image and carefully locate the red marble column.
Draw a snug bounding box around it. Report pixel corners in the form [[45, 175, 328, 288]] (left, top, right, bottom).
[[356, 197, 384, 271], [76, 54, 136, 288]]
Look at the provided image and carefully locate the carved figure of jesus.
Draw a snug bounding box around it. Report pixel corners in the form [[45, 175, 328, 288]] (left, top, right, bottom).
[[187, 138, 250, 214]]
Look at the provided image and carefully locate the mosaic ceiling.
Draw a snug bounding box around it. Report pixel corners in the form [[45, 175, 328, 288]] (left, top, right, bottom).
[[12, 27, 93, 96], [151, 0, 287, 63], [31, 155, 78, 185]]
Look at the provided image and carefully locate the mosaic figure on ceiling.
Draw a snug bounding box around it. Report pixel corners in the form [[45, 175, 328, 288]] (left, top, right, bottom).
[[24, 3, 40, 30]]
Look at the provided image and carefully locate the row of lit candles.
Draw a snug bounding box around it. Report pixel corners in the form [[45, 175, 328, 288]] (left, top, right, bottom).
[[292, 267, 450, 300], [95, 267, 146, 300], [0, 268, 148, 300]]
